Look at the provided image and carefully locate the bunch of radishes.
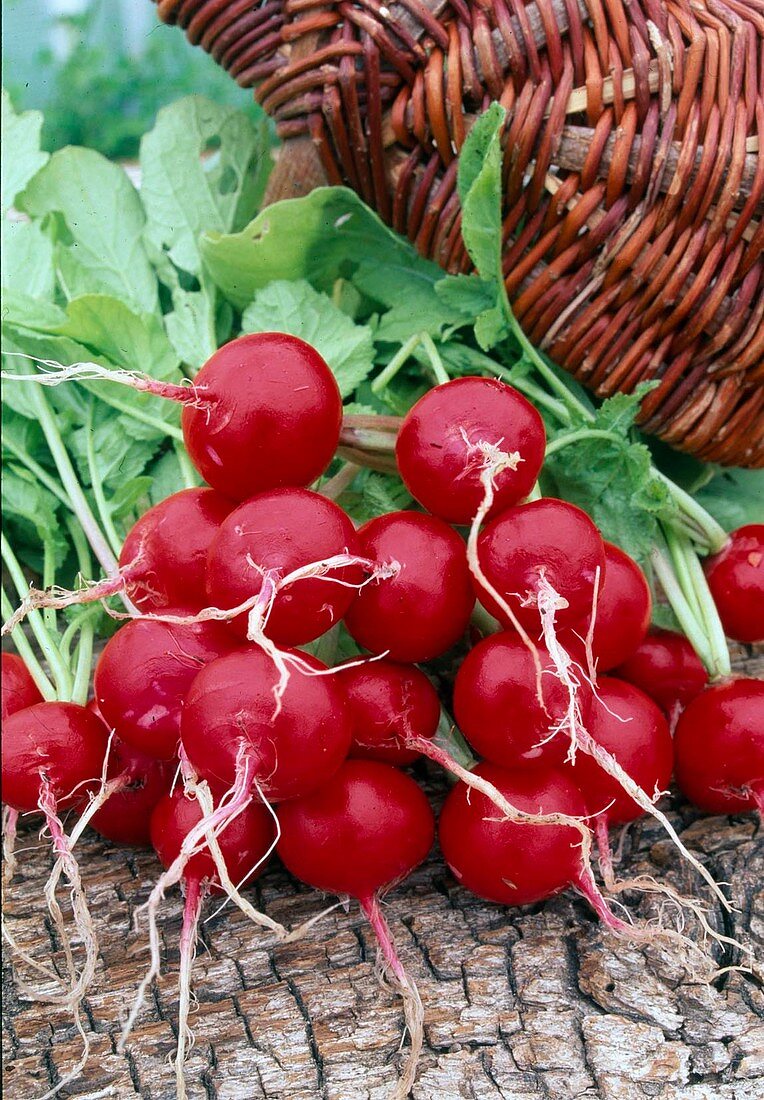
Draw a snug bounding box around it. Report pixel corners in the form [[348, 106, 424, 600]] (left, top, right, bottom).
[[2, 333, 762, 1099]]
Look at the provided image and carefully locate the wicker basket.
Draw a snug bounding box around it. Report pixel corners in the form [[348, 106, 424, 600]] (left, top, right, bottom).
[[153, 0, 763, 467]]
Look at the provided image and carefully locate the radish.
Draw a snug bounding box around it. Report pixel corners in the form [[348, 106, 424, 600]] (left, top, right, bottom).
[[118, 488, 235, 612], [561, 542, 652, 671], [333, 659, 441, 765], [452, 632, 594, 767], [90, 739, 174, 848], [570, 677, 674, 829], [674, 679, 764, 815], [205, 488, 366, 646], [94, 616, 238, 760], [614, 628, 708, 724], [5, 333, 343, 502], [277, 759, 435, 1099], [122, 787, 277, 1097], [474, 498, 606, 633], [1, 653, 43, 718], [395, 377, 545, 525], [703, 525, 764, 644], [344, 511, 475, 662], [2, 701, 110, 1014], [181, 647, 352, 801], [438, 761, 630, 928], [181, 333, 343, 500]]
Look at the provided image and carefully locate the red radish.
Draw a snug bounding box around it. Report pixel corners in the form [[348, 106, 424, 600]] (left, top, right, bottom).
[[119, 488, 234, 612], [570, 678, 674, 826], [2, 702, 109, 815], [438, 761, 628, 926], [8, 334, 342, 503], [561, 542, 652, 671], [703, 525, 764, 644], [90, 740, 174, 848], [395, 377, 545, 524], [2, 702, 110, 1012], [453, 633, 593, 767], [277, 759, 435, 1099], [182, 333, 342, 500], [674, 679, 764, 815], [333, 660, 440, 766], [614, 628, 708, 722], [344, 511, 474, 662], [123, 787, 277, 1094], [151, 788, 277, 896], [181, 647, 352, 801], [1, 653, 43, 718], [94, 617, 237, 760], [205, 489, 364, 646], [474, 498, 606, 633]]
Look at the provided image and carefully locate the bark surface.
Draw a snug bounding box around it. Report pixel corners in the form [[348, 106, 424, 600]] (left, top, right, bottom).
[[3, 650, 763, 1100]]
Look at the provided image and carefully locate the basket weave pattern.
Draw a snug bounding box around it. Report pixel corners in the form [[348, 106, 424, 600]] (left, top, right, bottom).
[[155, 0, 763, 466]]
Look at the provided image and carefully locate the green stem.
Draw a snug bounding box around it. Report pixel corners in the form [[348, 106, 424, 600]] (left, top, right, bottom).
[[433, 708, 477, 773], [67, 519, 97, 705], [1, 435, 75, 510], [27, 383, 119, 577], [501, 289, 593, 422], [174, 440, 200, 490], [445, 344, 573, 424], [1, 587, 57, 700], [371, 333, 421, 394], [654, 470, 728, 554], [526, 481, 543, 502], [665, 528, 704, 622], [86, 401, 123, 559], [650, 542, 714, 671], [1, 534, 72, 699], [678, 538, 731, 679], [419, 334, 449, 386], [43, 540, 57, 634], [544, 428, 623, 458]]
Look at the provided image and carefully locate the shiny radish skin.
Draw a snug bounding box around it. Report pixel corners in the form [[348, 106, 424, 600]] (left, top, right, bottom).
[[475, 499, 606, 631], [453, 633, 593, 767], [333, 660, 441, 766], [703, 525, 764, 644], [90, 739, 174, 848], [181, 647, 352, 801], [119, 488, 234, 613], [614, 628, 708, 721], [395, 377, 546, 525], [182, 333, 342, 501], [94, 617, 237, 761], [150, 788, 276, 894], [571, 678, 674, 825], [2, 702, 110, 813], [439, 763, 590, 906], [277, 759, 435, 899], [206, 489, 362, 645], [674, 679, 764, 814], [1, 653, 43, 719], [561, 543, 652, 671], [345, 511, 475, 663]]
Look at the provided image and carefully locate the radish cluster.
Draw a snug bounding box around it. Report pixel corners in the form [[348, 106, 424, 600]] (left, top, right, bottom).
[[2, 337, 762, 1099]]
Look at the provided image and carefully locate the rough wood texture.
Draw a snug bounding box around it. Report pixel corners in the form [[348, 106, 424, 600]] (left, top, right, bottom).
[[3, 650, 763, 1100]]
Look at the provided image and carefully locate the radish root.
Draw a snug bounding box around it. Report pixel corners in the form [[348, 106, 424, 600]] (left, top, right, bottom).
[[360, 894, 424, 1100], [175, 878, 203, 1100], [120, 759, 285, 1052], [1, 354, 203, 406]]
